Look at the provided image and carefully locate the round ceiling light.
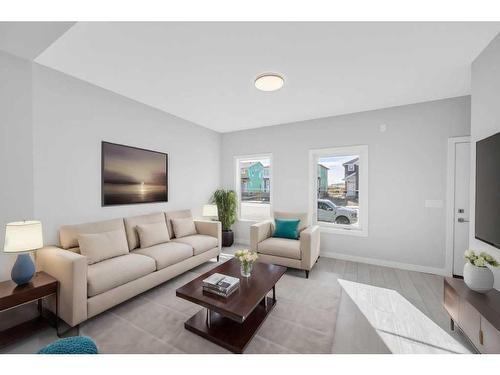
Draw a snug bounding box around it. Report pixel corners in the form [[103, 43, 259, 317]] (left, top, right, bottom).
[[254, 73, 284, 92]]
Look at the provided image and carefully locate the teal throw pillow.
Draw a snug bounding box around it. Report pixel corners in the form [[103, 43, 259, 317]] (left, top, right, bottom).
[[273, 218, 300, 240]]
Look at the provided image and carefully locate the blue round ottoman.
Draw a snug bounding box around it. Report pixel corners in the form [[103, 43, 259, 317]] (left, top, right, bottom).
[[37, 336, 98, 354]]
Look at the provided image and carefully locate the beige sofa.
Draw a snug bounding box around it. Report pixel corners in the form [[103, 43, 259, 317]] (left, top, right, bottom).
[[36, 210, 221, 328], [250, 211, 320, 278]]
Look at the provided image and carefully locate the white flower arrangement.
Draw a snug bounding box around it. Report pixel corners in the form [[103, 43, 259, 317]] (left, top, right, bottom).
[[464, 249, 499, 268], [234, 249, 258, 264]]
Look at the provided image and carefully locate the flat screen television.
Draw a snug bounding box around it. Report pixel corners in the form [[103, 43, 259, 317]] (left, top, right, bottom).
[[475, 131, 500, 249]]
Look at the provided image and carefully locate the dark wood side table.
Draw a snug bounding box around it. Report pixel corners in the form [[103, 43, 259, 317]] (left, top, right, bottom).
[[0, 271, 58, 349]]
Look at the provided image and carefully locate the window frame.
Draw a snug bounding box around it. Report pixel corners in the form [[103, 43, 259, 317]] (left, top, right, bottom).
[[309, 145, 368, 237], [234, 153, 273, 222]]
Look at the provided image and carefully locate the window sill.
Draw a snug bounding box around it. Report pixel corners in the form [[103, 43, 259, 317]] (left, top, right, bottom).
[[318, 225, 368, 237]]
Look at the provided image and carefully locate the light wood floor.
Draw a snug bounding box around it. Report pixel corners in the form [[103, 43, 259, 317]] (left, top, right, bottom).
[[224, 244, 475, 353]]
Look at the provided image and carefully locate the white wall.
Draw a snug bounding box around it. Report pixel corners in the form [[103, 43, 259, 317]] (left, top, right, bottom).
[[470, 32, 500, 289], [221, 97, 470, 273], [32, 64, 221, 245], [0, 52, 34, 281]]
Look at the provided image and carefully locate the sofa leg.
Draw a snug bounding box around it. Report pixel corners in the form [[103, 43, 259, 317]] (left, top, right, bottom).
[[216, 255, 220, 262], [57, 323, 79, 338], [305, 270, 309, 279], [316, 256, 320, 264]]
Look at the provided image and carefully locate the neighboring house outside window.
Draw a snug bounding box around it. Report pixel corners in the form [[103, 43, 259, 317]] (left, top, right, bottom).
[[309, 146, 368, 237], [235, 155, 272, 221]]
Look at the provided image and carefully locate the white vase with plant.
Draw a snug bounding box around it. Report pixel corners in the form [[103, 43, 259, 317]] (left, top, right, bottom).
[[463, 250, 498, 293], [234, 249, 258, 278]]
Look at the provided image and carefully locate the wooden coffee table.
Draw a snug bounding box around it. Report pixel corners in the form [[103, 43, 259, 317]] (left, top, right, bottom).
[[176, 258, 287, 353]]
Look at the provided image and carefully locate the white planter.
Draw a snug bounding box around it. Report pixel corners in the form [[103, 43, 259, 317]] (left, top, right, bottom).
[[463, 262, 494, 293]]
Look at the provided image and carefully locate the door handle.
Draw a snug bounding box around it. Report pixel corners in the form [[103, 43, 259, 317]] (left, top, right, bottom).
[[457, 218, 469, 223]]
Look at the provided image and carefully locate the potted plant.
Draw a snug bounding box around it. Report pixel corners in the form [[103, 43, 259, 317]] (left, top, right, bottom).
[[211, 189, 237, 247], [463, 250, 499, 293]]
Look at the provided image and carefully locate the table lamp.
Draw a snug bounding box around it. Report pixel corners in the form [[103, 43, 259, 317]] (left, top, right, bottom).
[[202, 204, 219, 219], [3, 220, 43, 285]]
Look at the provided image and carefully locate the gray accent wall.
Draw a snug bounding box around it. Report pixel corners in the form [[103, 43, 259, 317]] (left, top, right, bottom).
[[32, 64, 221, 245], [0, 51, 34, 281], [221, 97, 471, 273], [0, 52, 221, 281], [470, 32, 500, 289]]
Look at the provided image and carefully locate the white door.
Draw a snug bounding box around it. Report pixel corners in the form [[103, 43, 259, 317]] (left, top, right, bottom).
[[452, 141, 471, 276]]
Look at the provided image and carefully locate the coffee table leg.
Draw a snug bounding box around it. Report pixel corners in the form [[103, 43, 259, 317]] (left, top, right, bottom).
[[272, 286, 276, 302], [206, 308, 211, 328]]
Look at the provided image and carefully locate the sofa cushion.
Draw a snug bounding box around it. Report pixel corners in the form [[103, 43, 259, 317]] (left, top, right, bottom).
[[123, 212, 168, 250], [136, 221, 170, 248], [78, 229, 129, 265], [273, 211, 309, 232], [173, 234, 218, 256], [257, 237, 301, 260], [171, 217, 197, 238], [60, 218, 126, 250], [165, 210, 192, 239], [87, 254, 156, 297], [133, 242, 193, 270]]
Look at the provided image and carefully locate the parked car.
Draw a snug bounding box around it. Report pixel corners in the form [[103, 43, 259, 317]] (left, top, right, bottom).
[[317, 199, 358, 224]]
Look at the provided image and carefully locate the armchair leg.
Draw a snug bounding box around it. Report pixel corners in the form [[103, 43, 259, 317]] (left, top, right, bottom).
[[216, 255, 220, 262], [305, 270, 309, 279], [316, 256, 320, 264]]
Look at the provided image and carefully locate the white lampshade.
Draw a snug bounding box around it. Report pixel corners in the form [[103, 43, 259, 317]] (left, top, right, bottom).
[[4, 221, 43, 253], [202, 204, 218, 217]]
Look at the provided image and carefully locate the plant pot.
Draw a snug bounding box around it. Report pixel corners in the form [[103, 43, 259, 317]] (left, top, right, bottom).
[[222, 230, 234, 247], [463, 262, 494, 294]]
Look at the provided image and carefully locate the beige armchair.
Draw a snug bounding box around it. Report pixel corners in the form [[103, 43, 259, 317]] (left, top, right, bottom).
[[250, 211, 320, 278]]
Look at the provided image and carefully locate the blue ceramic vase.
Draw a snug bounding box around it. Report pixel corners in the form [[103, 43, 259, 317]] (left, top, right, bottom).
[[11, 253, 35, 285]]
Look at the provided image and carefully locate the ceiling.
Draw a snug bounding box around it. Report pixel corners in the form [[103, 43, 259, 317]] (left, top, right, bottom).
[[0, 22, 74, 60], [3, 22, 500, 132]]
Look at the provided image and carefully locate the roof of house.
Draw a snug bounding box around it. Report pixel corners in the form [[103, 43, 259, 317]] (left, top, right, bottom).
[[318, 164, 329, 170], [240, 161, 264, 169], [342, 157, 359, 166], [343, 172, 358, 181]]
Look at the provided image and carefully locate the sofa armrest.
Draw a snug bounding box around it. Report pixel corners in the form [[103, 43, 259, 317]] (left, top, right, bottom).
[[300, 225, 321, 270], [250, 220, 273, 252], [36, 246, 88, 327], [194, 220, 222, 251]]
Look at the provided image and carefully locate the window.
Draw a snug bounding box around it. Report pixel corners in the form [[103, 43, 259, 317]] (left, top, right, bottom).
[[235, 154, 272, 221], [309, 145, 368, 236]]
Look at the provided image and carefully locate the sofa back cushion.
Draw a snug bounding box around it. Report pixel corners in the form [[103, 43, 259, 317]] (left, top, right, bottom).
[[78, 229, 129, 265], [123, 212, 168, 250], [171, 217, 197, 238], [165, 210, 193, 239], [273, 211, 309, 232], [136, 222, 170, 248], [59, 218, 126, 250]]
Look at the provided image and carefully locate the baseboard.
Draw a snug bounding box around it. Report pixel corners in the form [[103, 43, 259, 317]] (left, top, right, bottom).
[[320, 250, 448, 276]]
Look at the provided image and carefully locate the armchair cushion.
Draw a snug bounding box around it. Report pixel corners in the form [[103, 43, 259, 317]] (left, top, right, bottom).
[[272, 218, 300, 240], [257, 237, 301, 260], [273, 211, 309, 232], [173, 234, 218, 256]]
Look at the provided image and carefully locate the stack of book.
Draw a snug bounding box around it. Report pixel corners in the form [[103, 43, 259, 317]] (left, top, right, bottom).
[[202, 273, 240, 298]]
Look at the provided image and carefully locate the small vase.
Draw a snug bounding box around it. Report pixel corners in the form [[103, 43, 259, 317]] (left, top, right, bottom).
[[463, 262, 494, 294], [240, 262, 253, 278]]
